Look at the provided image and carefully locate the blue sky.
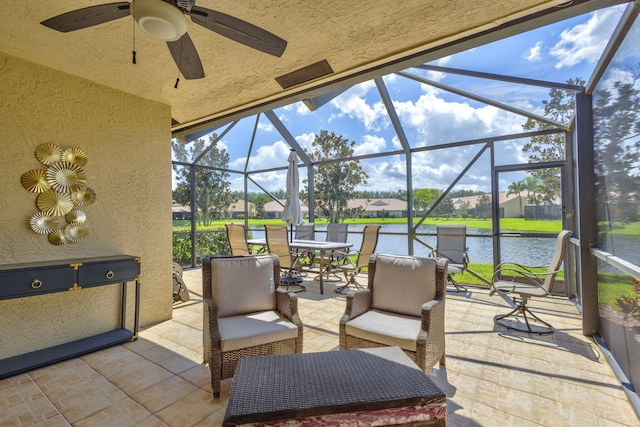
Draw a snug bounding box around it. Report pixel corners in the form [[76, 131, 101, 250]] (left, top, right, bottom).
[[174, 4, 628, 195]]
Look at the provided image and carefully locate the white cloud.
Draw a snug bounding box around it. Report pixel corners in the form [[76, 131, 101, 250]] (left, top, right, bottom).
[[353, 135, 386, 156], [550, 8, 622, 68], [436, 56, 452, 66], [329, 82, 389, 130], [258, 122, 275, 132], [295, 132, 315, 152], [526, 41, 542, 61], [393, 85, 524, 147], [295, 101, 312, 116]]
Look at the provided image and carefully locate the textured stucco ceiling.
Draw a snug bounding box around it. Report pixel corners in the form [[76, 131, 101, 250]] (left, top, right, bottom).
[[0, 0, 615, 136]]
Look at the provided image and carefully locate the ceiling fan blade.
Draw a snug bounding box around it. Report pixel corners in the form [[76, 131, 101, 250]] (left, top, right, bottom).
[[167, 33, 205, 80], [41, 3, 131, 32], [190, 6, 287, 57]]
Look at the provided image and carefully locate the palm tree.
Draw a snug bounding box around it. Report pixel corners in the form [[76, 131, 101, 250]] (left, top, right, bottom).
[[524, 176, 543, 205], [506, 180, 526, 217]]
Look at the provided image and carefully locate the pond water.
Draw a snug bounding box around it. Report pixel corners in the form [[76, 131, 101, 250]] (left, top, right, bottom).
[[249, 223, 562, 266]]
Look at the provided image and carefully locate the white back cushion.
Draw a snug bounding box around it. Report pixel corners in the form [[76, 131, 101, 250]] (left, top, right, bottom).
[[211, 255, 276, 318], [372, 254, 436, 317]]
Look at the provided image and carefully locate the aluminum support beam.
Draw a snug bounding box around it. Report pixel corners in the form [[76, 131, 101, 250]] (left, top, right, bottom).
[[397, 71, 569, 130], [375, 77, 414, 254], [416, 64, 584, 92], [575, 92, 599, 336]]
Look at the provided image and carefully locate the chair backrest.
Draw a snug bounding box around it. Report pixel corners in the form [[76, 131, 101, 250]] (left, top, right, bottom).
[[295, 223, 315, 240], [225, 223, 250, 255], [326, 223, 348, 242], [436, 225, 467, 266], [205, 254, 279, 318], [264, 225, 294, 269], [355, 225, 381, 268], [368, 253, 440, 318], [544, 230, 572, 290]]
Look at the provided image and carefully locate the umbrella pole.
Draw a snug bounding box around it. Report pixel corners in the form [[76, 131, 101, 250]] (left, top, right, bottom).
[[290, 224, 293, 242]]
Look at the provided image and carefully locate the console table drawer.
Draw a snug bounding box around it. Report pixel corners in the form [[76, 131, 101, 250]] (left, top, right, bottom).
[[0, 266, 75, 299], [78, 259, 140, 287]]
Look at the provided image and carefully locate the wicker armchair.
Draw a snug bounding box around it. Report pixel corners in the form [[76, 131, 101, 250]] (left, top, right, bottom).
[[202, 254, 303, 398], [339, 253, 448, 372]]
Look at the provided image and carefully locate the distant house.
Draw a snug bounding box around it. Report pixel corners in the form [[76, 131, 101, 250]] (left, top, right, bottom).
[[263, 199, 309, 219], [348, 198, 407, 218], [228, 200, 256, 218], [452, 191, 561, 219], [172, 204, 191, 220]]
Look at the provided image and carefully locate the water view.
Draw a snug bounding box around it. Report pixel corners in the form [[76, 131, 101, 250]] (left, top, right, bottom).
[[249, 223, 560, 267]]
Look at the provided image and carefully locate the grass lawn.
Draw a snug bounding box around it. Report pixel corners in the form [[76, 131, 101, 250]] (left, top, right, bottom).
[[173, 217, 566, 233]]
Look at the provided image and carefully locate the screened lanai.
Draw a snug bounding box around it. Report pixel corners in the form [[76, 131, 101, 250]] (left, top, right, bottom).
[[172, 1, 640, 410]]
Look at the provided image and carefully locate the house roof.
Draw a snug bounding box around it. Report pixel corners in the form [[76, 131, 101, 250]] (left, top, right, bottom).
[[453, 191, 527, 208], [0, 1, 620, 138], [228, 200, 255, 212], [264, 199, 309, 213], [348, 198, 407, 211]]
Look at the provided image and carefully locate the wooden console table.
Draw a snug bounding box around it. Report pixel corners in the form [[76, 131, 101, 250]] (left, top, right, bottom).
[[0, 255, 141, 379]]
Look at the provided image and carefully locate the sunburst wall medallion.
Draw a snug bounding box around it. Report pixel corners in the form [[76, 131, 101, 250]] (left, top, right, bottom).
[[23, 144, 95, 245]]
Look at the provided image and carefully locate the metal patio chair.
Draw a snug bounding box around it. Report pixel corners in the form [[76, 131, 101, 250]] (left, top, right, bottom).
[[225, 223, 251, 256], [432, 225, 469, 292], [336, 225, 381, 294], [489, 230, 572, 334], [265, 224, 305, 292]]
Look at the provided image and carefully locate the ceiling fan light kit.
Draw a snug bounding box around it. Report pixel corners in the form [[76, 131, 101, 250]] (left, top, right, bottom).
[[131, 0, 188, 41]]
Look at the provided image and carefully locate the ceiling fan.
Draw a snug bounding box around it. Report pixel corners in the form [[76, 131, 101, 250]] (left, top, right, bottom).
[[40, 0, 287, 81]]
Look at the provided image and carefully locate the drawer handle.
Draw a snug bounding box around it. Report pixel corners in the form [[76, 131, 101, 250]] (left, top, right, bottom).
[[105, 271, 115, 279], [31, 279, 42, 289]]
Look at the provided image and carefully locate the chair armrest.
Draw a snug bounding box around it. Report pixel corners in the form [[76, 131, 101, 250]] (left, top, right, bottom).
[[204, 295, 219, 327], [340, 289, 371, 325], [275, 288, 299, 320], [494, 261, 547, 274], [420, 298, 444, 337], [202, 295, 221, 366]]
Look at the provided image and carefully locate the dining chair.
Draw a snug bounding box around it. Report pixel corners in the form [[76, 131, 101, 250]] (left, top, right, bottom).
[[326, 223, 348, 242], [432, 225, 468, 292], [294, 223, 315, 269], [336, 225, 381, 294], [313, 223, 349, 280], [295, 223, 315, 240], [225, 223, 251, 256], [264, 224, 305, 292]]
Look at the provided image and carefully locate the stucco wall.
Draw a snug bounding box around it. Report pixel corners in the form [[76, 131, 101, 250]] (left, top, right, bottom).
[[0, 52, 173, 359]]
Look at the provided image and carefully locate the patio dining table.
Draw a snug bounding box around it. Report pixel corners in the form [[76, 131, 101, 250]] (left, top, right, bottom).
[[247, 239, 352, 294]]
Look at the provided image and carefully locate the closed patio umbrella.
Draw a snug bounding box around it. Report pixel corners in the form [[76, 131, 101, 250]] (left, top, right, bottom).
[[282, 150, 304, 239]]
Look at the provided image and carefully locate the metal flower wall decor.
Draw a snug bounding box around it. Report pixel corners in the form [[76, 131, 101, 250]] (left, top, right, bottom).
[[21, 143, 96, 245]]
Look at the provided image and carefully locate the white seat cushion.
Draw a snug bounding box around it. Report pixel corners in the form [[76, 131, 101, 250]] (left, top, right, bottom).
[[345, 309, 421, 352], [219, 310, 299, 352]]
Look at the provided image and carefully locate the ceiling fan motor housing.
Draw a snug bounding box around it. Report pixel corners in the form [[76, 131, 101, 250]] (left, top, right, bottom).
[[131, 0, 188, 41]]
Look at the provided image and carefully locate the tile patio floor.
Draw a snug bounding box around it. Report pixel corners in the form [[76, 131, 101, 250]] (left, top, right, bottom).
[[2, 268, 639, 426]]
